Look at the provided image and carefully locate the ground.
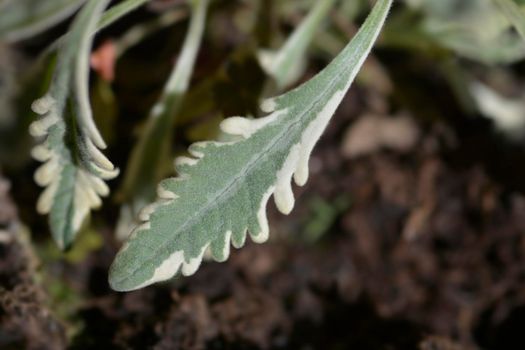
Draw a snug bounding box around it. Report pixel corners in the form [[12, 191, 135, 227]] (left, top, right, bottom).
[[2, 83, 525, 349]]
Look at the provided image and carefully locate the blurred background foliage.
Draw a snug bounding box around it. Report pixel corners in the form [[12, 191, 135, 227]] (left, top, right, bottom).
[[1, 0, 525, 255], [2, 0, 525, 346], [1, 0, 525, 167]]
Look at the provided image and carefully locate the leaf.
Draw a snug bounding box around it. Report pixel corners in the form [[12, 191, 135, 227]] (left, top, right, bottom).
[[492, 0, 525, 41], [258, 0, 337, 88], [470, 81, 525, 139], [97, 0, 151, 31], [0, 43, 17, 129], [45, 0, 152, 56], [0, 44, 56, 170], [0, 0, 87, 42], [114, 9, 188, 57], [116, 0, 210, 240], [109, 0, 393, 291], [417, 0, 525, 64], [30, 0, 118, 249]]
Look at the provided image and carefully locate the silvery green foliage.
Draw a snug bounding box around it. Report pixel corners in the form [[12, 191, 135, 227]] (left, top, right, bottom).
[[116, 0, 210, 241], [0, 0, 87, 42], [45, 0, 152, 56], [258, 0, 337, 88], [412, 0, 525, 64], [113, 10, 187, 57], [491, 0, 525, 41], [97, 0, 151, 31], [109, 0, 393, 292], [30, 0, 118, 249]]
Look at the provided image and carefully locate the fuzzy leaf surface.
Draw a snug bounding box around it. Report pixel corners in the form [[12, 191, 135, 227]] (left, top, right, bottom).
[[109, 0, 393, 292], [30, 0, 118, 249], [116, 0, 209, 240]]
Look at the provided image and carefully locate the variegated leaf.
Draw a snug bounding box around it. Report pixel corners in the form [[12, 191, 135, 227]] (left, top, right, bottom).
[[116, 0, 209, 240], [30, 0, 118, 249], [109, 0, 393, 291]]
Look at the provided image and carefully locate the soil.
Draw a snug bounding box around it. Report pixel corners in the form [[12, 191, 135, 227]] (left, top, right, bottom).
[[2, 3, 525, 348], [2, 83, 525, 349], [0, 176, 67, 349]]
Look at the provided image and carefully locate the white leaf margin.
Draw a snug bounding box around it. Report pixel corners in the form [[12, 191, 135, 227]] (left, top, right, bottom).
[[110, 0, 393, 291], [29, 0, 118, 248]]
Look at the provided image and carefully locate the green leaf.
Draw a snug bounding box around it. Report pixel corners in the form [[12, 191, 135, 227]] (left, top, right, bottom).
[[417, 0, 525, 64], [470, 81, 525, 138], [258, 0, 338, 88], [116, 0, 210, 240], [114, 9, 188, 57], [109, 0, 392, 291], [97, 0, 151, 31], [492, 0, 525, 41], [0, 0, 87, 42], [30, 0, 118, 249]]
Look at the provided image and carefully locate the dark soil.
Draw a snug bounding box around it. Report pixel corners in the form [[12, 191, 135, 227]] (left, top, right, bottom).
[[2, 86, 525, 349], [2, 3, 525, 348], [0, 176, 66, 350]]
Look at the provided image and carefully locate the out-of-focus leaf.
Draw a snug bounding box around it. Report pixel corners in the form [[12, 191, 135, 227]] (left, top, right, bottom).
[[185, 114, 223, 142], [0, 48, 55, 169], [0, 0, 87, 42], [46, 0, 153, 55], [339, 0, 367, 20], [97, 0, 151, 31], [213, 51, 266, 117], [410, 0, 525, 64], [30, 0, 118, 249], [176, 50, 267, 127], [471, 81, 525, 139], [109, 0, 393, 291], [431, 27, 525, 64], [492, 0, 525, 41], [114, 9, 188, 57], [0, 44, 17, 128], [303, 195, 350, 243], [258, 0, 337, 88], [116, 0, 210, 240]]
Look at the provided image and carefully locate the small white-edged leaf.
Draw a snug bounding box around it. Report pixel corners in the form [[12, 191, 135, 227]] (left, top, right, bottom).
[[116, 0, 209, 240], [109, 0, 393, 291], [30, 0, 118, 249], [258, 0, 337, 88], [0, 0, 87, 42]]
